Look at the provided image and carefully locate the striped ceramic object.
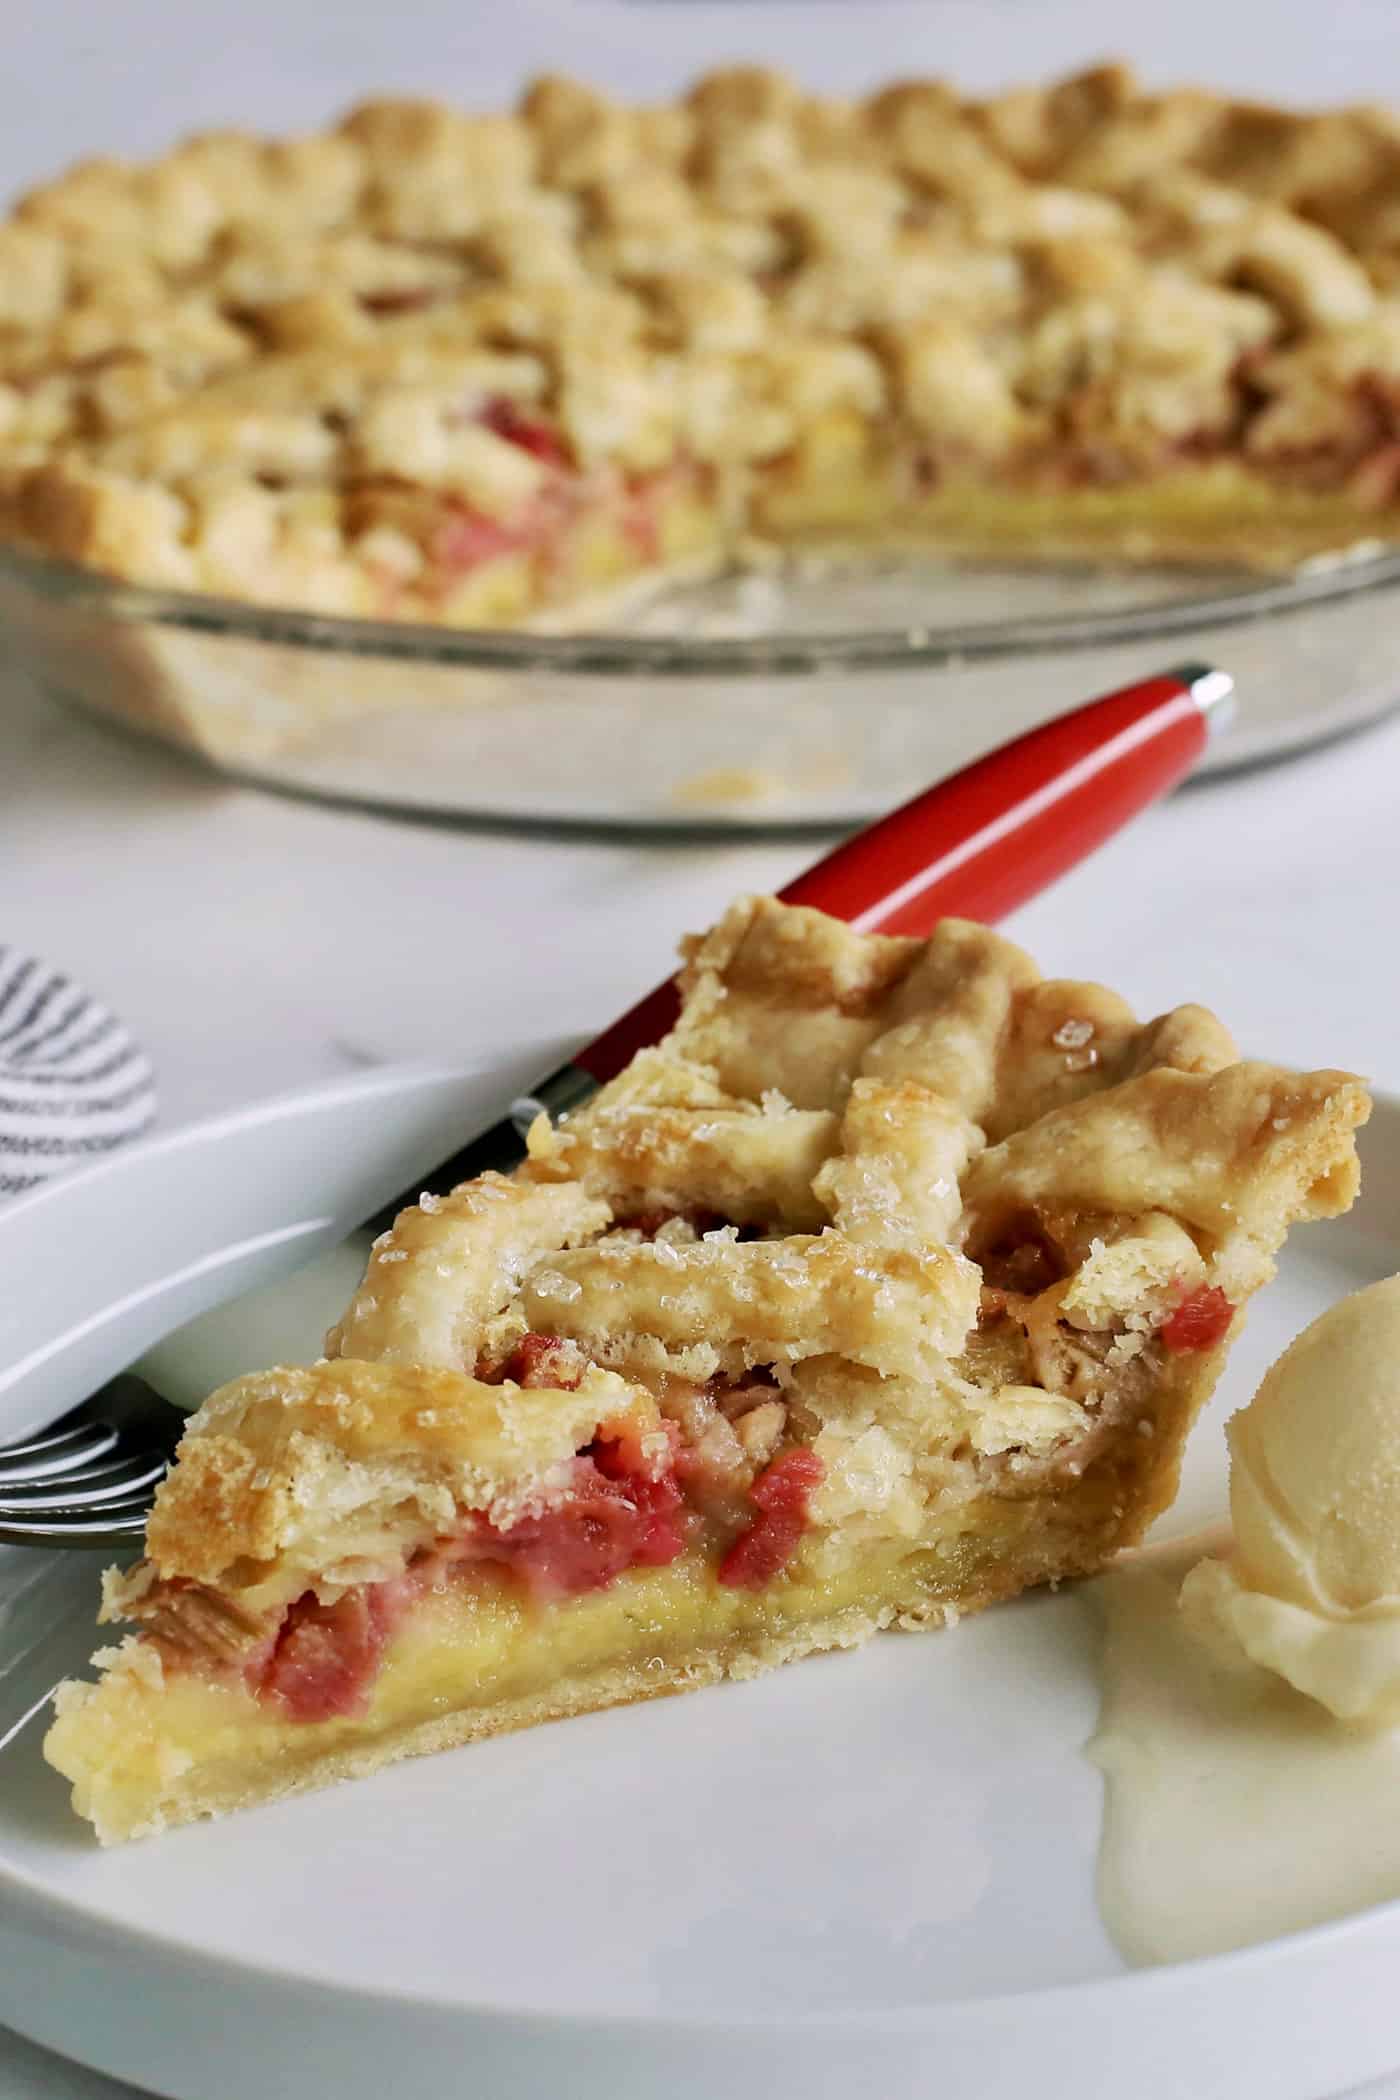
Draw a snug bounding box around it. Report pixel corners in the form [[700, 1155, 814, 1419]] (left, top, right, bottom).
[[0, 949, 155, 1199]]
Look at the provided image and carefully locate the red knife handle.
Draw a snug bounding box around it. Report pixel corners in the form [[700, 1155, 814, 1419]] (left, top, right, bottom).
[[572, 663, 1230, 1086]]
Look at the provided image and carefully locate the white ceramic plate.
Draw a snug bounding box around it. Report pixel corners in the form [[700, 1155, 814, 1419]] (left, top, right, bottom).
[[0, 1065, 1398, 2100]]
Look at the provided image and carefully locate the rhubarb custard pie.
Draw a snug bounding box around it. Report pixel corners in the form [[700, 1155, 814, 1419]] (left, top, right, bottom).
[[7, 64, 1400, 630], [45, 899, 1369, 1840]]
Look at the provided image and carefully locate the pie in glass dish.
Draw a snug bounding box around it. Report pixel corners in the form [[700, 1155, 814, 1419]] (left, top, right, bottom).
[[6, 62, 1400, 634], [45, 899, 1370, 1841]]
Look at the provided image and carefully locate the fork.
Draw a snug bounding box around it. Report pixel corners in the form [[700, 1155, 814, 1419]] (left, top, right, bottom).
[[0, 664, 1232, 1552], [0, 1377, 187, 1547]]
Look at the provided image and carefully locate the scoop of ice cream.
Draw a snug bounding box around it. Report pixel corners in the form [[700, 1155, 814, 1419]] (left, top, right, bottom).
[[1230, 1275, 1400, 1613], [1181, 1276, 1400, 1721]]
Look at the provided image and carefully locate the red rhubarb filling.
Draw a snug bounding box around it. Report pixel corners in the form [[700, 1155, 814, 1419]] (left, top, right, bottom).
[[479, 394, 573, 470], [232, 1349, 826, 1724], [718, 1448, 826, 1590], [445, 1435, 691, 1602], [406, 406, 700, 611], [260, 1578, 417, 1722], [1160, 1283, 1235, 1354], [430, 490, 568, 580]]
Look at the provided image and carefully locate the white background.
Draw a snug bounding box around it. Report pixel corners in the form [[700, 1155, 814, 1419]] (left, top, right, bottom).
[[4, 1, 1400, 2094]]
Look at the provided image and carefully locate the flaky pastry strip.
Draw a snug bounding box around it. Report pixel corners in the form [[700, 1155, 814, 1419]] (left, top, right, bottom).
[[142, 1358, 655, 1591], [670, 896, 922, 1109], [656, 901, 1241, 1155], [813, 1077, 982, 1244], [567, 1047, 733, 1117], [863, 926, 1237, 1141], [520, 1231, 981, 1380], [859, 918, 1039, 1123], [525, 1099, 837, 1230], [961, 1062, 1369, 1282], [328, 1172, 609, 1369]]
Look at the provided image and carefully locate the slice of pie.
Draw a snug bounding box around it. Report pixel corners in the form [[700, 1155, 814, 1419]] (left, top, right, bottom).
[[45, 899, 1369, 1840]]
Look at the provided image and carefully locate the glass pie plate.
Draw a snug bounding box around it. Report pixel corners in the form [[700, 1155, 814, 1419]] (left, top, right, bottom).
[[2, 536, 1399, 831]]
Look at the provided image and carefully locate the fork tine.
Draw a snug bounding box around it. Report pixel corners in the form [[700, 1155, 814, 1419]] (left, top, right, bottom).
[[0, 1422, 122, 1483], [0, 1376, 188, 1461], [0, 1375, 187, 1547], [0, 1453, 169, 1514], [0, 1498, 153, 1547]]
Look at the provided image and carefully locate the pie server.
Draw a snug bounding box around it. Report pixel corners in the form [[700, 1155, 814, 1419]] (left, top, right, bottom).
[[0, 660, 1231, 1440], [373, 660, 1233, 1223]]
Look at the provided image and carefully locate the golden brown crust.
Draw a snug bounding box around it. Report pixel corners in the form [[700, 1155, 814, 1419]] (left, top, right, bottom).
[[526, 1094, 838, 1231], [522, 1233, 982, 1383], [812, 1077, 981, 1246], [960, 1062, 1369, 1270], [9, 64, 1400, 628], [668, 899, 1238, 1135], [143, 1357, 658, 1590], [327, 1172, 608, 1368], [670, 898, 924, 1109]]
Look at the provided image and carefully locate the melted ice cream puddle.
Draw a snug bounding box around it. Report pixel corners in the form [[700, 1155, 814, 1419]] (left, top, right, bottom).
[[1090, 1277, 1400, 1964], [1090, 1532, 1400, 1966]]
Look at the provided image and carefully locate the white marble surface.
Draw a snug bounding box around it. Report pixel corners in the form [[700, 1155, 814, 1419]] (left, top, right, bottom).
[[6, 672, 1400, 1130], [7, 0, 1400, 201], [6, 1, 1400, 2094]]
